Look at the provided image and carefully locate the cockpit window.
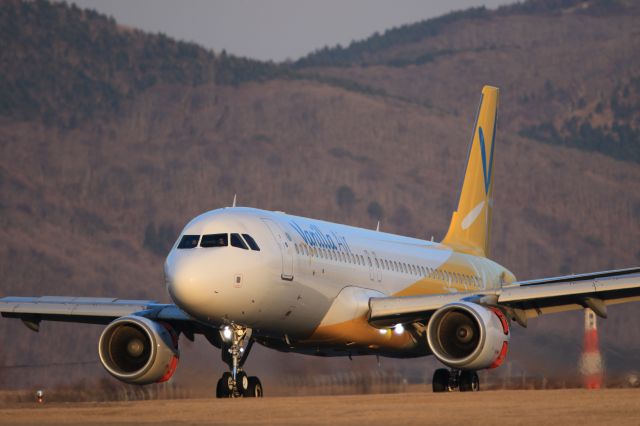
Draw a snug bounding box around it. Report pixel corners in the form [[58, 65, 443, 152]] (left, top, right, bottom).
[[177, 235, 200, 249], [242, 234, 260, 251], [230, 233, 249, 250], [200, 233, 228, 248]]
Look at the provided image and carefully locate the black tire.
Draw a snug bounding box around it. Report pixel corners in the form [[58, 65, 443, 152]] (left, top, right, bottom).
[[216, 372, 233, 398], [432, 368, 451, 393], [459, 371, 480, 392], [244, 376, 263, 398]]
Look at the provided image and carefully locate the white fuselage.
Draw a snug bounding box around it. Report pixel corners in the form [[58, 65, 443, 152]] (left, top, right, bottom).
[[165, 207, 512, 357]]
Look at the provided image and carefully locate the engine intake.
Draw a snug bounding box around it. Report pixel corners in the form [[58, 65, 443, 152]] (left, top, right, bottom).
[[98, 316, 179, 385], [427, 302, 509, 370]]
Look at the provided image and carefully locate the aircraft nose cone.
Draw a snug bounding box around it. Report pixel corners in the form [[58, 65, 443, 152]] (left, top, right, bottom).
[[165, 254, 205, 312]]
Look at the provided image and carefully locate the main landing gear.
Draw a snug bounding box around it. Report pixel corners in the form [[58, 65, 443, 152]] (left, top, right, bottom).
[[215, 324, 263, 398], [432, 368, 480, 392]]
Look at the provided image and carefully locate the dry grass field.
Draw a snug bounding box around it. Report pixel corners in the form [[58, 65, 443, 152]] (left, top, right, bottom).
[[0, 389, 639, 426]]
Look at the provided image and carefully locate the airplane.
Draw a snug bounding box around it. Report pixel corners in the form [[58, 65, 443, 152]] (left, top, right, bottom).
[[1, 86, 639, 398]]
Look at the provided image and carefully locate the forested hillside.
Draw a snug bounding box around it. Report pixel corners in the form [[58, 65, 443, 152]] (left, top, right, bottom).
[[0, 0, 638, 391], [296, 0, 640, 163]]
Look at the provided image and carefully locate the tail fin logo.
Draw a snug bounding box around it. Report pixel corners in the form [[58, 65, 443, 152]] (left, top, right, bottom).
[[478, 124, 495, 195]]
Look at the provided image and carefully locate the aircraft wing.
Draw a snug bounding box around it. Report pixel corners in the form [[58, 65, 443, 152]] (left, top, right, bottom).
[[368, 267, 640, 328], [0, 296, 191, 330]]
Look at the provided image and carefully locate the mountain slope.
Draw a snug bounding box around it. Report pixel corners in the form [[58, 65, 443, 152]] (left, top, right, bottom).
[[296, 0, 640, 163]]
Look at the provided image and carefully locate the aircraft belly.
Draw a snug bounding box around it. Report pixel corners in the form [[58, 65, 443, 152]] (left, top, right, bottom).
[[251, 276, 337, 337], [294, 286, 422, 354]]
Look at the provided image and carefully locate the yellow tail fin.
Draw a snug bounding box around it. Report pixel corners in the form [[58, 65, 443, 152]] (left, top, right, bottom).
[[442, 86, 499, 258]]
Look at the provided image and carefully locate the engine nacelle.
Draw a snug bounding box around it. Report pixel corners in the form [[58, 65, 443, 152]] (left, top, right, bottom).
[[98, 316, 179, 385], [426, 301, 509, 370]]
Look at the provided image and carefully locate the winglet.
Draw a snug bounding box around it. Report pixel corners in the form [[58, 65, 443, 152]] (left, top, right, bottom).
[[441, 86, 499, 258]]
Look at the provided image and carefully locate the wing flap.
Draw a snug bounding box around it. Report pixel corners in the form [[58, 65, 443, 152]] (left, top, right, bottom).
[[500, 269, 640, 319], [368, 267, 640, 327]]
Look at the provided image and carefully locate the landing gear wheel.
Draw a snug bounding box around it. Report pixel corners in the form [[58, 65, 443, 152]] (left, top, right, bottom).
[[459, 371, 480, 392], [216, 372, 233, 398], [218, 325, 263, 398], [244, 376, 263, 398], [236, 371, 249, 394], [432, 368, 451, 393]]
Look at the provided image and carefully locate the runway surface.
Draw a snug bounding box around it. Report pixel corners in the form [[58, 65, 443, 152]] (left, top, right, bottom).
[[1, 389, 638, 425]]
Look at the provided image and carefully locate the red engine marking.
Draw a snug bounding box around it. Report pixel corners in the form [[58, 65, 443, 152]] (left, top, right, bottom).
[[490, 308, 510, 335], [157, 355, 179, 383], [489, 341, 509, 369], [160, 322, 179, 349]]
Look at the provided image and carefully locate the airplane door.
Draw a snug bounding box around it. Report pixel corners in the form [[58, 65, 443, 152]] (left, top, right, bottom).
[[262, 219, 294, 281], [364, 250, 374, 281]]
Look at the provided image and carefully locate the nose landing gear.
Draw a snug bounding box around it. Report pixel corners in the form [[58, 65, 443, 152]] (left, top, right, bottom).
[[216, 324, 263, 398], [432, 368, 480, 392]]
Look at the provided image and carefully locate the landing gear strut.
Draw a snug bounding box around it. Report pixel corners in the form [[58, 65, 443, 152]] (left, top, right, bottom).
[[432, 368, 479, 392], [216, 324, 263, 398]]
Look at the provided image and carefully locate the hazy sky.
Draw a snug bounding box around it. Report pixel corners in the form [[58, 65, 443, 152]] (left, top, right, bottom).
[[71, 0, 511, 62]]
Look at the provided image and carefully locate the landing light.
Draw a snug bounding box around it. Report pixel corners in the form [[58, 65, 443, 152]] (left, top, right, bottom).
[[378, 328, 387, 335], [394, 324, 404, 335], [222, 326, 232, 341]]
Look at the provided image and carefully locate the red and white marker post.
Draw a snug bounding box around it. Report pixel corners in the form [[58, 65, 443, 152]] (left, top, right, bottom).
[[579, 308, 604, 389]]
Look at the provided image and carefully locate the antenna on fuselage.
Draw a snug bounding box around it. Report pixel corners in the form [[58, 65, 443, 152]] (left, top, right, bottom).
[[376, 221, 380, 232], [232, 194, 237, 208]]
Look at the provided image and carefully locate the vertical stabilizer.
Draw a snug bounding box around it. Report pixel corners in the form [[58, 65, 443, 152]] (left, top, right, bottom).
[[442, 86, 499, 257]]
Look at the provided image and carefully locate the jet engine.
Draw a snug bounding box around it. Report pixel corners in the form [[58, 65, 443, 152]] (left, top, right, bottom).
[[98, 316, 179, 385], [426, 301, 509, 370]]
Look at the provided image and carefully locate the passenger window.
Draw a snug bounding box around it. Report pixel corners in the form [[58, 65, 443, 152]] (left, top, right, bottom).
[[242, 234, 261, 251], [177, 235, 200, 249], [231, 233, 249, 250], [201, 233, 228, 247]]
